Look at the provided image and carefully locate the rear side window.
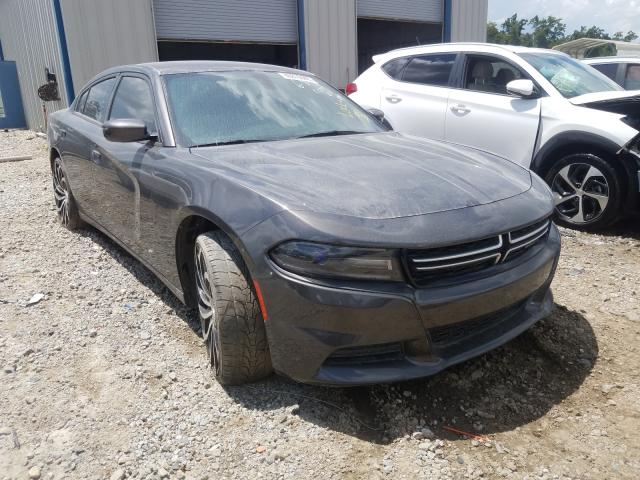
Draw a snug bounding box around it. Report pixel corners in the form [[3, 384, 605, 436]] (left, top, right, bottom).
[[75, 90, 89, 112], [82, 77, 116, 122], [624, 64, 640, 90], [401, 54, 456, 87], [382, 57, 411, 80], [109, 76, 157, 133], [591, 63, 618, 81]]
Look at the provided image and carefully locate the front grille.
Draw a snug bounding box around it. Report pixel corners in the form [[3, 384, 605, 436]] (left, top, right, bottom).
[[429, 300, 527, 348], [406, 218, 551, 286], [323, 343, 404, 367]]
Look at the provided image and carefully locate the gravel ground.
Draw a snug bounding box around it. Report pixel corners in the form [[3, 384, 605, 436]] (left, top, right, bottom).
[[1, 129, 639, 480]]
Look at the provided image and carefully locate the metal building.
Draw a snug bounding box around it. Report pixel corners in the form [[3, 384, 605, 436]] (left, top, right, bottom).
[[0, 0, 487, 131]]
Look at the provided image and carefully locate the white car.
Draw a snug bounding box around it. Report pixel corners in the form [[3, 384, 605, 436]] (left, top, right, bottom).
[[348, 43, 640, 230], [583, 57, 640, 90]]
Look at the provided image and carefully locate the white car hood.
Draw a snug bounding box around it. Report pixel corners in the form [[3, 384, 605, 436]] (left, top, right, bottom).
[[570, 90, 640, 106]]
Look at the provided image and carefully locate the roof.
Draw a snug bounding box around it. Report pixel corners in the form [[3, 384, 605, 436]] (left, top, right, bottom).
[[100, 60, 302, 77], [371, 42, 566, 63], [553, 39, 640, 58]]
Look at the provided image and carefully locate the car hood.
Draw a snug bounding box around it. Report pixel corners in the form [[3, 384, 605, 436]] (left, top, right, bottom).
[[189, 132, 532, 220], [570, 90, 640, 116]]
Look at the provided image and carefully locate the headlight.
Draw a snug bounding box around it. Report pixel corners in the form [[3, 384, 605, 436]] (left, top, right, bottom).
[[270, 241, 404, 282]]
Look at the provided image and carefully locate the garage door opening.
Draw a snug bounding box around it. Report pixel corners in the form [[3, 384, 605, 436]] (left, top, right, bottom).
[[158, 41, 299, 68], [357, 19, 442, 73]]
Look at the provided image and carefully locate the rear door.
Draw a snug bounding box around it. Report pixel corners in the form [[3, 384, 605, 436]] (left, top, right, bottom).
[[445, 54, 541, 167], [62, 76, 117, 220], [380, 52, 457, 140]]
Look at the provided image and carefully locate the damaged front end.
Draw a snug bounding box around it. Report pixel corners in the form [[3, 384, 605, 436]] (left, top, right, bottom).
[[618, 132, 640, 214], [572, 93, 640, 214]]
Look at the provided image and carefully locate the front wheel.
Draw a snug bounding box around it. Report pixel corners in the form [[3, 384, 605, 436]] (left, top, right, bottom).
[[545, 153, 622, 230], [193, 231, 272, 385]]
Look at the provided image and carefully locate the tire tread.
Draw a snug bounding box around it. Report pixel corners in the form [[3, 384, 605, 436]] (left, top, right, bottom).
[[195, 231, 272, 385]]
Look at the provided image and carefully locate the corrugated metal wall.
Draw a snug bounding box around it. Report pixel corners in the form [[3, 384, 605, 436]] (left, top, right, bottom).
[[450, 0, 488, 42], [60, 0, 158, 92], [0, 0, 68, 131], [304, 0, 357, 88], [357, 0, 443, 23], [153, 0, 298, 44]]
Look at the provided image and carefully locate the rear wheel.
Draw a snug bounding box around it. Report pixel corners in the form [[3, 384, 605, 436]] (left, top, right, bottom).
[[52, 157, 81, 230], [545, 153, 622, 230], [193, 231, 272, 385]]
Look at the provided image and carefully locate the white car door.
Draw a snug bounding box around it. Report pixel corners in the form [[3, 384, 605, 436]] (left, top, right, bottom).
[[445, 54, 541, 167], [379, 53, 457, 141]]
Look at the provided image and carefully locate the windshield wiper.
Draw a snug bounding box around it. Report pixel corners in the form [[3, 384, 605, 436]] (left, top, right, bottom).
[[296, 130, 368, 139], [191, 139, 265, 148]]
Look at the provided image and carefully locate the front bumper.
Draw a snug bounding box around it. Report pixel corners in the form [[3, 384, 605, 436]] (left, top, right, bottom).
[[259, 225, 561, 386]]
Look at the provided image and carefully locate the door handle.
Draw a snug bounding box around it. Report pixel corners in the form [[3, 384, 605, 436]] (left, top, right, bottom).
[[450, 104, 471, 115], [90, 149, 102, 163], [59, 129, 66, 137], [385, 95, 402, 104]]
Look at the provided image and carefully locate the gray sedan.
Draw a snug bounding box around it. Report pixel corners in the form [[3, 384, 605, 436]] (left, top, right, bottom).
[[48, 61, 560, 385]]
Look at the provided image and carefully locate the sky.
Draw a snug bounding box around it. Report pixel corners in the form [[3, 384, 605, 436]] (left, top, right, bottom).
[[488, 0, 640, 37]]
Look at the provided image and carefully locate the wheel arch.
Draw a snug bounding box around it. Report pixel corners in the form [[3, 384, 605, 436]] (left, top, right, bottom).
[[174, 208, 251, 308], [49, 147, 62, 169], [532, 131, 623, 175], [532, 131, 635, 204]]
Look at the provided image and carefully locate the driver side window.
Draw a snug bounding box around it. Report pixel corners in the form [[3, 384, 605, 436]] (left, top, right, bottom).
[[464, 55, 525, 95], [109, 76, 158, 134]]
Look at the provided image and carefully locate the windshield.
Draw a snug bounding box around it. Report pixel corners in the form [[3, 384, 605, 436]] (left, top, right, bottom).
[[163, 70, 384, 147], [520, 52, 622, 98]]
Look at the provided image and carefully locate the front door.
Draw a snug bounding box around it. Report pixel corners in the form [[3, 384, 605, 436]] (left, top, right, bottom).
[[446, 54, 541, 167], [92, 74, 161, 254], [0, 61, 26, 129]]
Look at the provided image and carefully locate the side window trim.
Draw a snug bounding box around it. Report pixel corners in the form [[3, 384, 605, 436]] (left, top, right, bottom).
[[457, 52, 546, 97], [381, 56, 411, 82], [72, 75, 118, 125], [107, 72, 163, 144], [384, 52, 458, 88], [74, 89, 89, 112]]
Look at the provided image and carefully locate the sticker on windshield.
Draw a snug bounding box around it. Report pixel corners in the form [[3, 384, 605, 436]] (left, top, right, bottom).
[[278, 72, 318, 84]]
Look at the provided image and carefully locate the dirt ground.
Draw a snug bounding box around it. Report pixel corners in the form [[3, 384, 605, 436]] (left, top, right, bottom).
[[1, 129, 639, 480]]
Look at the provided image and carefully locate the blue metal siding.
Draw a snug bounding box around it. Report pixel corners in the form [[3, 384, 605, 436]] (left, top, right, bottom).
[[153, 0, 298, 43], [357, 0, 443, 23], [0, 0, 68, 131]]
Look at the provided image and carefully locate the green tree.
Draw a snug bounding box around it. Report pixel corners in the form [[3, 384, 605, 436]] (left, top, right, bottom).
[[612, 31, 639, 42], [528, 16, 566, 48], [501, 14, 530, 45], [486, 14, 638, 58], [487, 21, 505, 44]]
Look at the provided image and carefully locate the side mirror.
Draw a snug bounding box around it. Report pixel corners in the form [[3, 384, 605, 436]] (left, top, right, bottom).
[[506, 79, 538, 99], [367, 107, 386, 123], [103, 119, 151, 143], [366, 107, 393, 130]]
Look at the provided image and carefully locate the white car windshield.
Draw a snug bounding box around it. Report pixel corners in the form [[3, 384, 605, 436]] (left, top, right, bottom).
[[520, 52, 622, 98], [163, 70, 384, 147]]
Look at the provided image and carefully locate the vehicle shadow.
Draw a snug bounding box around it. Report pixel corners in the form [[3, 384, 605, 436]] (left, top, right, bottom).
[[79, 225, 598, 445], [225, 304, 597, 444], [77, 227, 201, 334], [599, 218, 640, 240]]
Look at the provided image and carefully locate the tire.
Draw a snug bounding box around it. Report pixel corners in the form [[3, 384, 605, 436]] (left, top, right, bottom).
[[544, 153, 622, 230], [52, 157, 82, 230], [193, 231, 272, 385]]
